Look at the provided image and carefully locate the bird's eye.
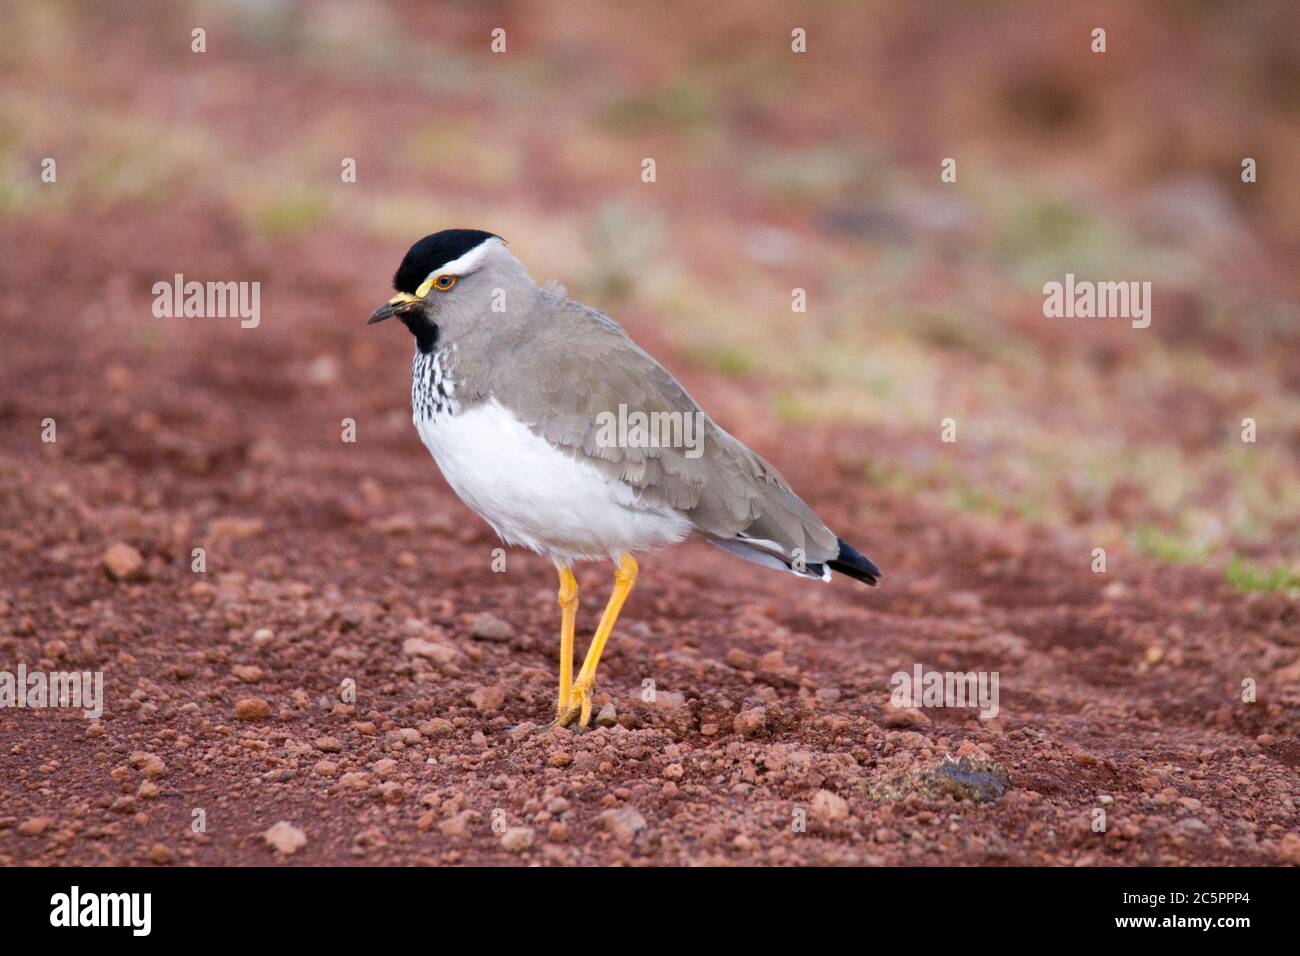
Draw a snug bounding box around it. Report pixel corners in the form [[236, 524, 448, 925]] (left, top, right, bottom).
[[434, 274, 457, 291]]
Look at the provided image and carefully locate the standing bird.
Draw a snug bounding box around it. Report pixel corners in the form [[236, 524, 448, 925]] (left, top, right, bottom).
[[368, 229, 881, 728]]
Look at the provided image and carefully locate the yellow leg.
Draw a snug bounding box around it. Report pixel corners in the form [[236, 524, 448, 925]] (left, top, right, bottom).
[[556, 565, 578, 717], [559, 554, 637, 728]]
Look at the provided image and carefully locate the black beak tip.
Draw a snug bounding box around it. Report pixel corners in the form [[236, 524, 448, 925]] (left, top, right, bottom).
[[367, 307, 392, 325]]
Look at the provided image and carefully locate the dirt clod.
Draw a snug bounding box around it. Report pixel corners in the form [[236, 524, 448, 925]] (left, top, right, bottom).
[[18, 816, 51, 837], [102, 543, 144, 581], [234, 698, 272, 721], [811, 789, 850, 821], [733, 707, 767, 736], [869, 757, 1012, 804], [470, 686, 507, 712], [600, 808, 647, 845], [501, 827, 535, 852], [264, 822, 308, 855]]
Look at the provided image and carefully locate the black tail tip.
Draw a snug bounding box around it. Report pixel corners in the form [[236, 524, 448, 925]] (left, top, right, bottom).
[[827, 537, 882, 587]]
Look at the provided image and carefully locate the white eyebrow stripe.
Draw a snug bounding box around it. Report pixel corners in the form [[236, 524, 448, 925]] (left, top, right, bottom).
[[421, 236, 501, 286]]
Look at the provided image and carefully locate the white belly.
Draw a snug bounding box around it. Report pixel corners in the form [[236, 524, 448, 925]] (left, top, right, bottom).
[[416, 398, 692, 563]]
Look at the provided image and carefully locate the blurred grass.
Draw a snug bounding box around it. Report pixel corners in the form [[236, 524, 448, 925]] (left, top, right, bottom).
[[1226, 558, 1300, 594], [252, 190, 333, 238], [1132, 525, 1212, 564], [683, 343, 757, 377], [402, 123, 521, 189], [602, 81, 715, 134]]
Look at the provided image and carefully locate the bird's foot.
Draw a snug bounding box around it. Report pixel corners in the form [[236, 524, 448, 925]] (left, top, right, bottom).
[[548, 675, 595, 730]]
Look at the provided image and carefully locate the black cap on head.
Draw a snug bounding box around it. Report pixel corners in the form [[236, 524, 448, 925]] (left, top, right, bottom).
[[392, 229, 499, 293]]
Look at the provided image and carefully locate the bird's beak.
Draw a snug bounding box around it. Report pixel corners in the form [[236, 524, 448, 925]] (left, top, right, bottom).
[[367, 293, 420, 325]]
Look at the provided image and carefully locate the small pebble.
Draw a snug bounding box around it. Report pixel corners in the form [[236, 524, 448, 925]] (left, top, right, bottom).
[[235, 697, 271, 721], [501, 826, 535, 852], [264, 821, 308, 855], [470, 613, 514, 642], [102, 543, 144, 581]]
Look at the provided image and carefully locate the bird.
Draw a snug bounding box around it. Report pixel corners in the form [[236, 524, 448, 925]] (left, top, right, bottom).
[[368, 229, 882, 729]]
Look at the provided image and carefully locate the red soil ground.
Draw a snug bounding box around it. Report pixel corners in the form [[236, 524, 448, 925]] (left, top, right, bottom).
[[1, 207, 1296, 866]]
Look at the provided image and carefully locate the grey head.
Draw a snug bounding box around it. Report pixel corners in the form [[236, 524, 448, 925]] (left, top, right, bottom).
[[367, 229, 539, 353]]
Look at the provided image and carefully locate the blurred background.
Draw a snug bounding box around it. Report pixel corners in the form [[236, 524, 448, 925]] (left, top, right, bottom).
[[2, 0, 1297, 587]]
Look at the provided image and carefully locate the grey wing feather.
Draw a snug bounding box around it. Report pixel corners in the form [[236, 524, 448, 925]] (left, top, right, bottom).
[[478, 296, 840, 564]]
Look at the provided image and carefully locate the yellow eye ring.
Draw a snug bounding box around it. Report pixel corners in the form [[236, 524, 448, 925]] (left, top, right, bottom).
[[415, 272, 458, 297]]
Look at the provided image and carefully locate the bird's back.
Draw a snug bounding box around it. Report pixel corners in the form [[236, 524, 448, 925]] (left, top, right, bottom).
[[475, 294, 841, 564]]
